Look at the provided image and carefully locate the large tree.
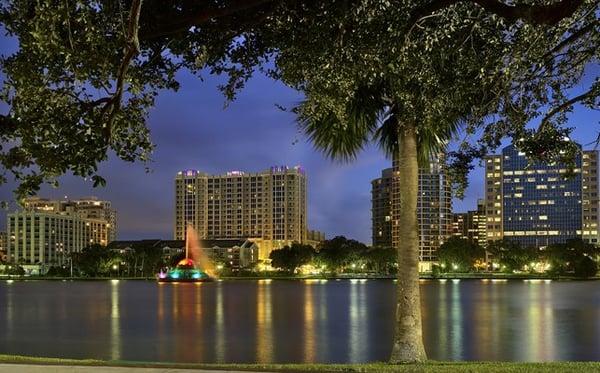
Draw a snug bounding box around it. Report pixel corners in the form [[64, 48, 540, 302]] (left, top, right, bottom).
[[1, 0, 599, 363]]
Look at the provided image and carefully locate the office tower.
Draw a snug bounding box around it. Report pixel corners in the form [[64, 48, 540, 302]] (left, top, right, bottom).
[[373, 159, 453, 271], [174, 166, 307, 260], [7, 197, 116, 265], [485, 144, 599, 246], [452, 199, 487, 247]]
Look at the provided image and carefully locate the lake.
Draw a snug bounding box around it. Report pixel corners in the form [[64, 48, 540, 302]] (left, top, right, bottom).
[[1, 279, 599, 363]]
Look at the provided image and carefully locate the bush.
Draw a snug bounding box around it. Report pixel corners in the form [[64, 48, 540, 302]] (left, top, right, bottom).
[[573, 256, 598, 278]]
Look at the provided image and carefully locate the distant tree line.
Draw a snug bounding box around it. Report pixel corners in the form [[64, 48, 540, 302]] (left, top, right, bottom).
[[435, 237, 599, 278], [268, 236, 600, 279], [269, 236, 396, 275], [44, 243, 174, 278]]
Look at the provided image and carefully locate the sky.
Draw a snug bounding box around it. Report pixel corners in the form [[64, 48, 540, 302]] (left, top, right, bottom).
[[0, 38, 598, 245]]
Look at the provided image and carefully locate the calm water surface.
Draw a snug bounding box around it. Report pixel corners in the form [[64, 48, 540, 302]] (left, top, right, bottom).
[[1, 279, 600, 363]]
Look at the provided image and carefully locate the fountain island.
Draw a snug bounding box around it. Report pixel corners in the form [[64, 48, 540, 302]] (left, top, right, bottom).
[[157, 226, 214, 283]]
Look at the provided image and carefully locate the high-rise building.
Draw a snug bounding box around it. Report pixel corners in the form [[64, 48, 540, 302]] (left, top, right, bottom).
[[174, 166, 307, 260], [6, 197, 116, 265], [452, 199, 487, 247], [485, 144, 599, 247], [0, 231, 7, 262], [373, 159, 453, 271], [371, 168, 393, 247]]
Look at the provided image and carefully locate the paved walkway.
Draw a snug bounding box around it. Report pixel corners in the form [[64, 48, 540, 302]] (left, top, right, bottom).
[[0, 364, 268, 373]]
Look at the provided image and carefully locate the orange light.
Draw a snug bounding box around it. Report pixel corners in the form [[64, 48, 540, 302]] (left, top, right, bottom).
[[178, 258, 195, 267]]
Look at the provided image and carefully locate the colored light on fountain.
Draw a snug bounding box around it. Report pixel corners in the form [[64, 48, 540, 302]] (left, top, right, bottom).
[[158, 272, 167, 279], [170, 271, 180, 279], [192, 273, 201, 279], [177, 258, 195, 267]]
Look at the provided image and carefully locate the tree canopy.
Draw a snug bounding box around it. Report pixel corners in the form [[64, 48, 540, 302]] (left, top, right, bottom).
[[0, 1, 598, 198], [436, 237, 485, 272], [269, 242, 315, 273]]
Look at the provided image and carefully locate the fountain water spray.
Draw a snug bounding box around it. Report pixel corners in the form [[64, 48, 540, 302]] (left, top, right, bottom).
[[186, 224, 217, 278], [157, 224, 215, 282]]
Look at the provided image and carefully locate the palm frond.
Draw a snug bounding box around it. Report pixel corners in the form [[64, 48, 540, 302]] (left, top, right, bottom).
[[296, 83, 385, 161]]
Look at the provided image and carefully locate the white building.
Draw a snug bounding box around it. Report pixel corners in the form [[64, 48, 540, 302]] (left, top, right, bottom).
[[7, 197, 116, 265]]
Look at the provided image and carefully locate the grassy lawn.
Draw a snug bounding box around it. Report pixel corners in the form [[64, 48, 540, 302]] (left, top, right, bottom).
[[2, 355, 600, 372]]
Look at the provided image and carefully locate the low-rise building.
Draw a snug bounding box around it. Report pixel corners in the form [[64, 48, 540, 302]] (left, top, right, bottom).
[[108, 238, 259, 270], [306, 230, 326, 248], [7, 197, 116, 265], [452, 199, 487, 247]]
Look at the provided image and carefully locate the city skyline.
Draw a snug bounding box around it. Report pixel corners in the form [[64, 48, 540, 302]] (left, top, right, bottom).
[[0, 36, 598, 244]]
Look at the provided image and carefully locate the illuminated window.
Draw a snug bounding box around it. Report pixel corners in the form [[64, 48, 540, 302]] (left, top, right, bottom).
[[539, 215, 548, 220]]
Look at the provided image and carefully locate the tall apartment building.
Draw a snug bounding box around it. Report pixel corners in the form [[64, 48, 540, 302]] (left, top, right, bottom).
[[372, 159, 452, 271], [0, 231, 7, 262], [452, 199, 487, 247], [485, 144, 599, 247], [174, 166, 307, 260], [7, 197, 116, 265], [371, 168, 393, 247]]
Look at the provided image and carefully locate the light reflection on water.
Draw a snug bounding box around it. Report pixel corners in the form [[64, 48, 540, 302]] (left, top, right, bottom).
[[1, 279, 600, 363]]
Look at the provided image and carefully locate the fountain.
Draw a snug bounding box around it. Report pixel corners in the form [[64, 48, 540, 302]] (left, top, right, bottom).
[[157, 225, 214, 283]]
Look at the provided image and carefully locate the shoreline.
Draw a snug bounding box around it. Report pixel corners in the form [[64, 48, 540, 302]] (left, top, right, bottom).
[[1, 273, 598, 281], [2, 355, 600, 373]]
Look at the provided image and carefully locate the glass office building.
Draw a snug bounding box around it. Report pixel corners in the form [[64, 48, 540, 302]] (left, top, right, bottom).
[[485, 144, 599, 247]]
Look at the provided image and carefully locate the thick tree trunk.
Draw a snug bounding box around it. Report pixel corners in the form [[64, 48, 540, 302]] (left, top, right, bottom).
[[389, 123, 427, 363]]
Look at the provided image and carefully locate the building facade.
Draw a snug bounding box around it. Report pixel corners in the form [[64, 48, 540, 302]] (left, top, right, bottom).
[[485, 144, 599, 247], [7, 197, 116, 265], [452, 199, 487, 247], [0, 231, 7, 262], [109, 238, 259, 270], [371, 168, 393, 247], [174, 166, 307, 260], [306, 229, 326, 248], [373, 159, 453, 271]]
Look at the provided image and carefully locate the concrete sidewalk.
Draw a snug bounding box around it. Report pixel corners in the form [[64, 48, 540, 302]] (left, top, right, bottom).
[[0, 364, 269, 373]]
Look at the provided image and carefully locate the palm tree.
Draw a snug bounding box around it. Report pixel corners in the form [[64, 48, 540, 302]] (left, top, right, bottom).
[[296, 81, 462, 362]]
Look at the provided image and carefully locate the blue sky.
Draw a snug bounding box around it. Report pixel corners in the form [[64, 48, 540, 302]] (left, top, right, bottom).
[[0, 39, 598, 244]]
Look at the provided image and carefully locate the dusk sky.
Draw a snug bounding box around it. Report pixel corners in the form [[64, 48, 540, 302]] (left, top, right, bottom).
[[1, 37, 598, 244]]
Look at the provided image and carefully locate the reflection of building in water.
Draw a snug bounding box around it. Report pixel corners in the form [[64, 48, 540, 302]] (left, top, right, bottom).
[[174, 167, 308, 260], [303, 281, 315, 362], [109, 238, 259, 270], [256, 280, 273, 363], [348, 280, 368, 363], [6, 196, 116, 266], [110, 280, 121, 360]]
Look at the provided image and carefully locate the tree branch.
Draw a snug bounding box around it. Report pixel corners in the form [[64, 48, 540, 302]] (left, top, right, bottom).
[[140, 0, 275, 41], [542, 20, 600, 60], [100, 0, 143, 141], [539, 82, 600, 130], [409, 0, 586, 27]]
